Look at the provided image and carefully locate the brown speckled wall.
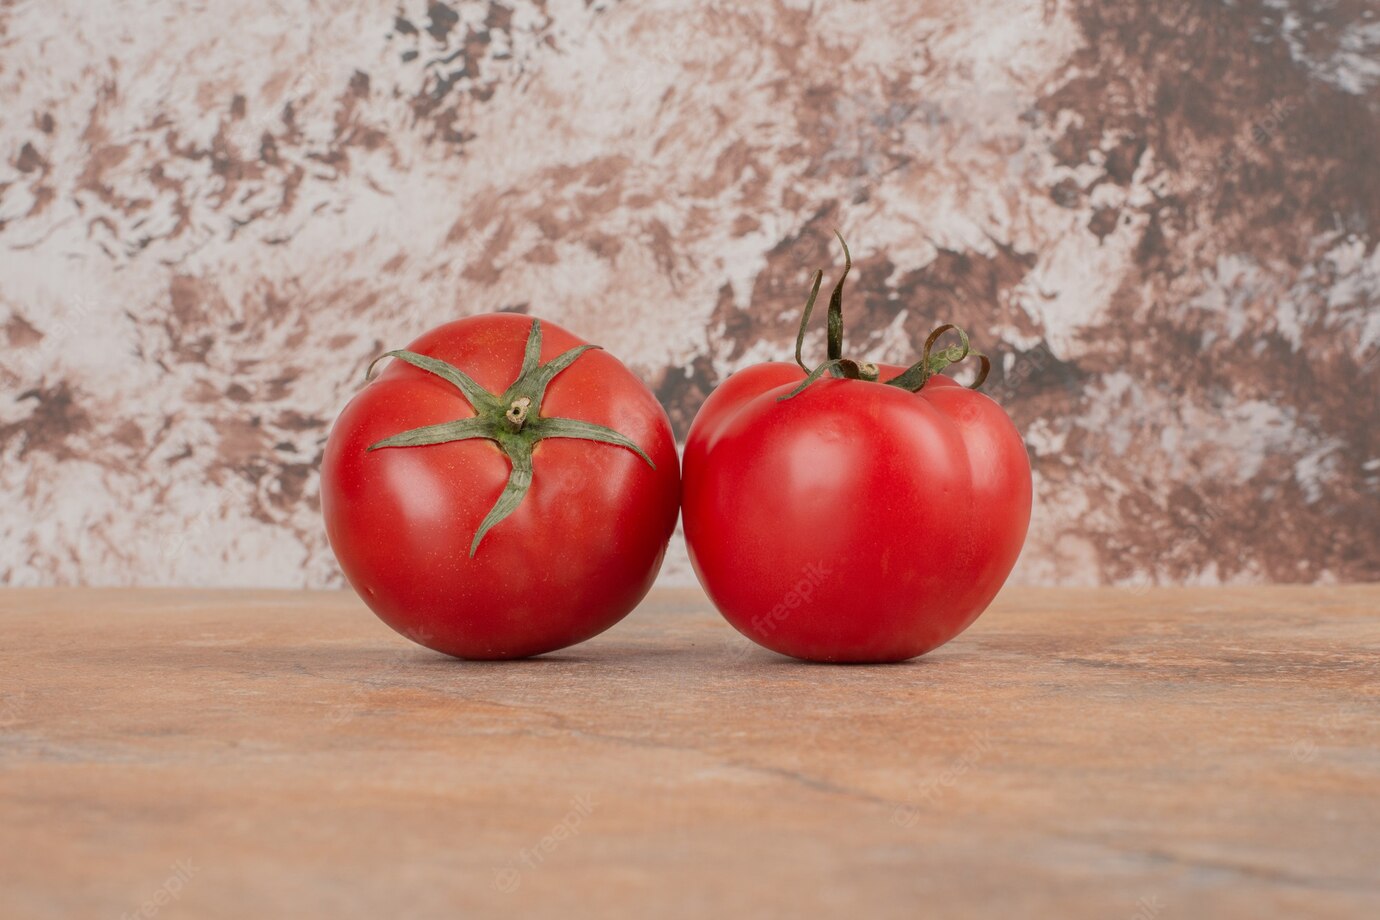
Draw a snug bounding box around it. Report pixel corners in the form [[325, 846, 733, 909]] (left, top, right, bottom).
[[2, 1, 1377, 588]]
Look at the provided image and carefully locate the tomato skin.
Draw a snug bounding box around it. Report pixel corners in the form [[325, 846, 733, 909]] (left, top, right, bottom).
[[321, 314, 680, 660], [683, 364, 1030, 663], [681, 362, 806, 474]]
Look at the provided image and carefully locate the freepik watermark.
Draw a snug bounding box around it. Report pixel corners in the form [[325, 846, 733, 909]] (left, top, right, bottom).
[[1129, 894, 1166, 920], [492, 794, 596, 893], [891, 729, 996, 827], [14, 293, 100, 382], [723, 561, 834, 659], [1215, 97, 1297, 172], [953, 339, 1066, 424], [0, 693, 23, 727], [121, 859, 199, 920], [748, 561, 833, 639], [1291, 700, 1368, 764], [1117, 483, 1228, 595], [986, 340, 1057, 402], [157, 497, 233, 565]]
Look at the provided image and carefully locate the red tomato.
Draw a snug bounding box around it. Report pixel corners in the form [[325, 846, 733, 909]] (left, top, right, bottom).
[[682, 237, 1031, 663], [321, 314, 680, 660]]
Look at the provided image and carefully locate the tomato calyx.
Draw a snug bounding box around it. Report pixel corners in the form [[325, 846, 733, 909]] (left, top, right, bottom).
[[780, 231, 992, 401], [364, 319, 655, 557]]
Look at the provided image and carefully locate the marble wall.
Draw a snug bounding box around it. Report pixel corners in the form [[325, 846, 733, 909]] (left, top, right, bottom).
[[2, 0, 1377, 588]]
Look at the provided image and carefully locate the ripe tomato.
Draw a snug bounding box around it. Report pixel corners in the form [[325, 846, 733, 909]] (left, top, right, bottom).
[[321, 314, 680, 660], [683, 236, 1031, 662]]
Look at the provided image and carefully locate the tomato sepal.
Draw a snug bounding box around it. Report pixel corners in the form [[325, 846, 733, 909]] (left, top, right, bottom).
[[364, 318, 655, 557]]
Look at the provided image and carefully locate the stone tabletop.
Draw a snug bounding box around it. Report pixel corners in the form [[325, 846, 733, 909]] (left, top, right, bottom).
[[2, 586, 1377, 918]]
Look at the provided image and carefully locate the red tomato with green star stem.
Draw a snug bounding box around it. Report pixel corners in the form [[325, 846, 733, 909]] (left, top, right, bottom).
[[683, 234, 1031, 663], [321, 314, 680, 660]]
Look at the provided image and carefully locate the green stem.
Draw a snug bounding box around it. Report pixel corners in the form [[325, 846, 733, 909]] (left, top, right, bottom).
[[883, 324, 991, 392], [825, 230, 851, 362], [505, 397, 531, 431], [794, 270, 824, 374], [778, 358, 862, 401], [782, 229, 996, 399]]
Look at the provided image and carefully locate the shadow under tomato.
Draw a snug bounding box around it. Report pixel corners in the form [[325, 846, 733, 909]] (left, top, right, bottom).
[[744, 651, 936, 668]]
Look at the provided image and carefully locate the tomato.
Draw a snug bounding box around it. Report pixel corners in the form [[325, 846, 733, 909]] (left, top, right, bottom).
[[321, 314, 680, 660], [683, 236, 1031, 663]]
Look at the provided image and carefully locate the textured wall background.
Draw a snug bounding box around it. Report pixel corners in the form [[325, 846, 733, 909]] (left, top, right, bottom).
[[1, 0, 1377, 588]]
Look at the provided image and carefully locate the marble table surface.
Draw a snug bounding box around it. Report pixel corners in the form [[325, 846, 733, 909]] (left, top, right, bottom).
[[2, 585, 1377, 918]]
